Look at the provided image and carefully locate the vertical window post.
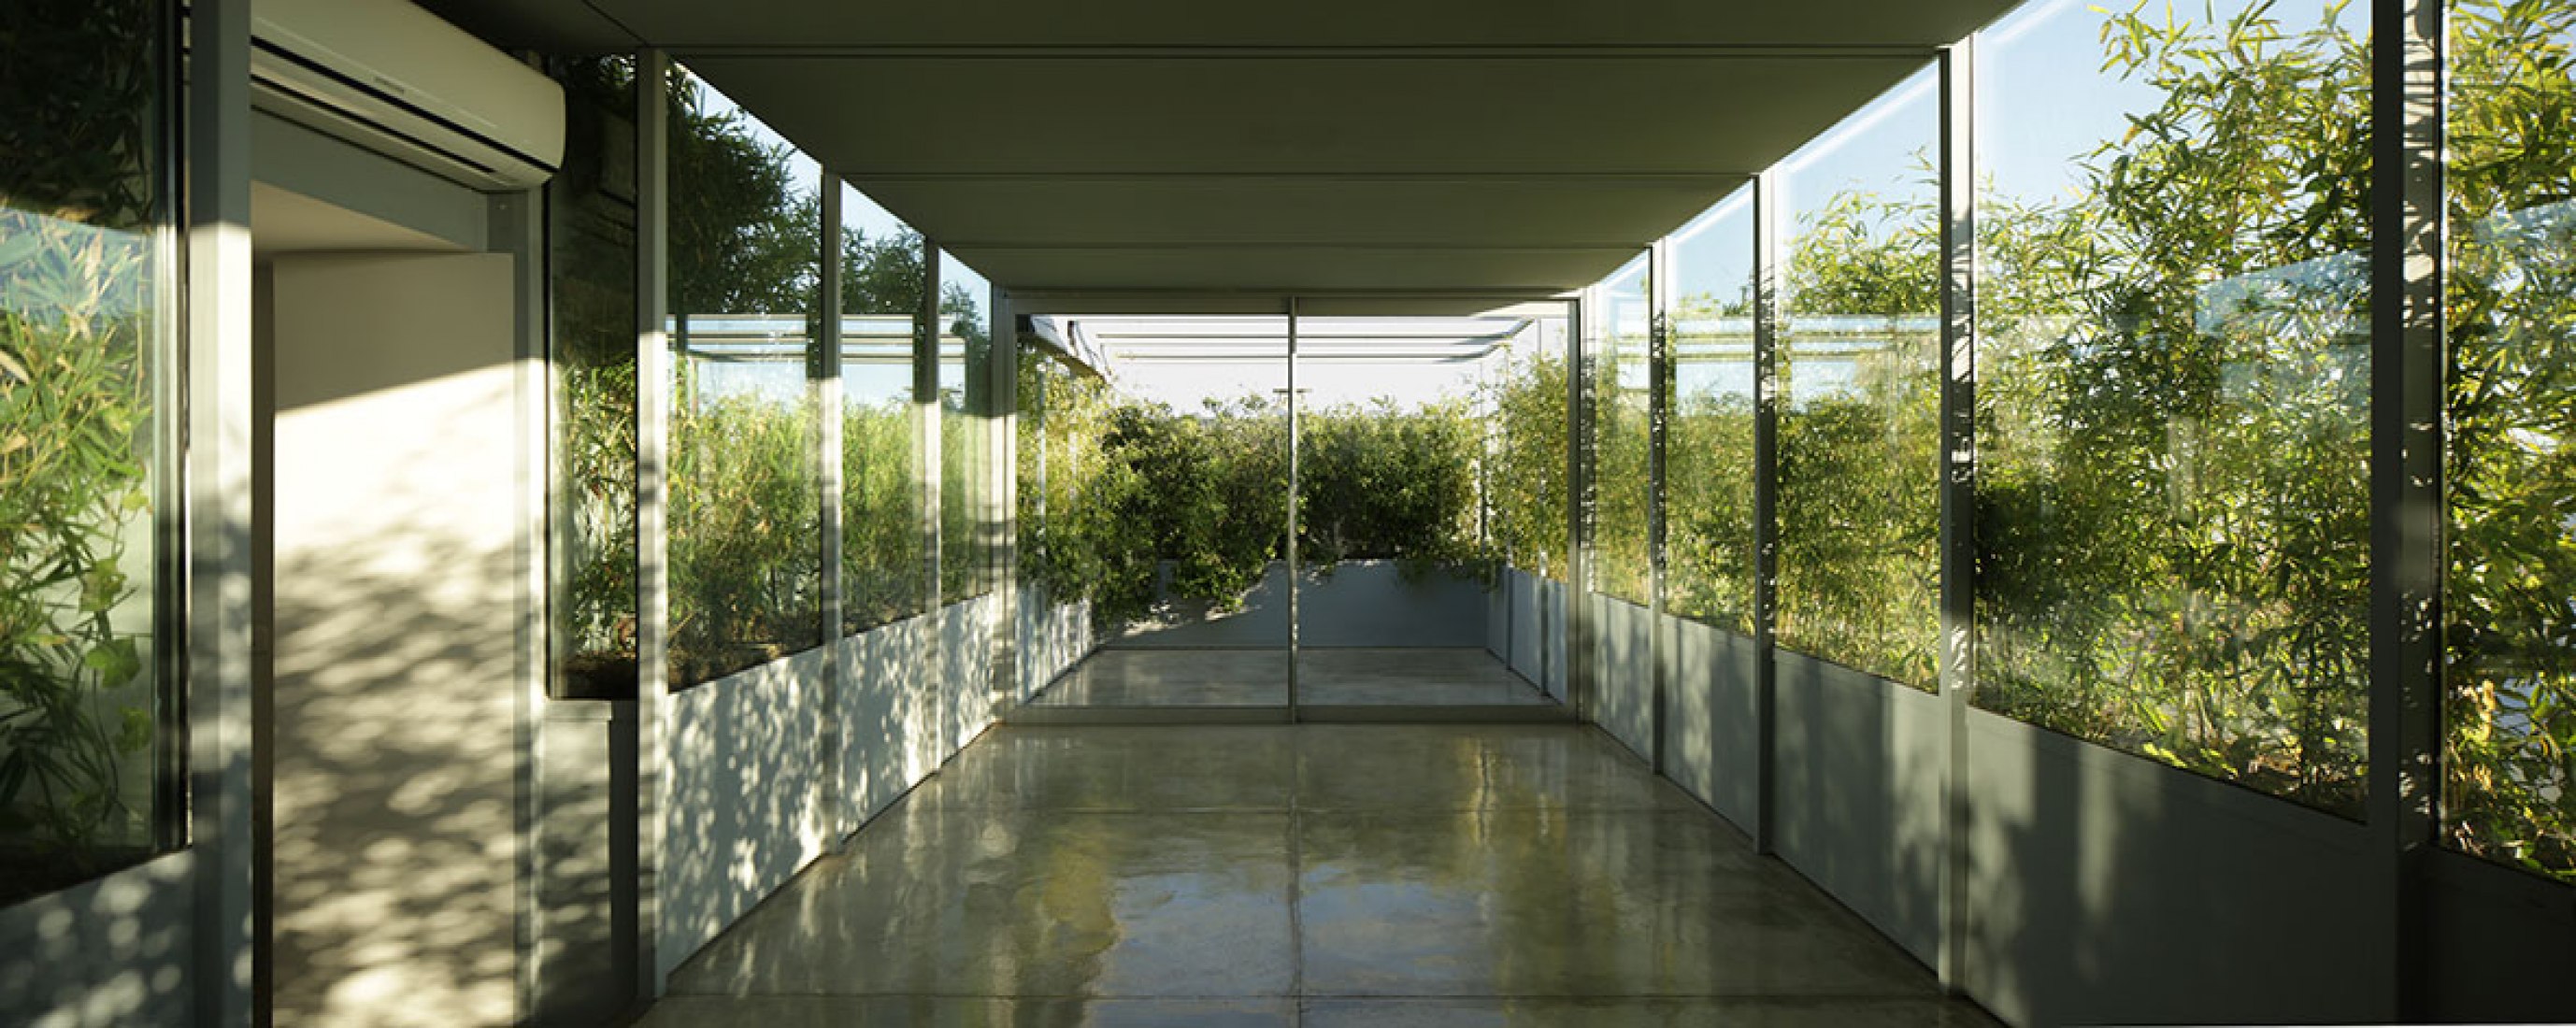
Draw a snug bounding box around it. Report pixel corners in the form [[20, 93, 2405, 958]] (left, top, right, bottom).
[[2368, 0, 2445, 1017]]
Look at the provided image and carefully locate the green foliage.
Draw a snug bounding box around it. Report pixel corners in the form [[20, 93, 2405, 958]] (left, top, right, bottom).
[[551, 57, 641, 693], [662, 65, 826, 686], [666, 68, 816, 318], [941, 388, 986, 603], [940, 273, 993, 605], [1017, 352, 1153, 618], [1014, 359, 1488, 625], [0, 0, 165, 873], [1666, 369, 1757, 636], [2443, 0, 2576, 878], [1297, 398, 1481, 574], [1595, 286, 1656, 606], [1779, 186, 1943, 690], [1103, 396, 1290, 614], [843, 398, 924, 629], [1975, 0, 2373, 810], [667, 368, 823, 685], [1481, 346, 1571, 579]]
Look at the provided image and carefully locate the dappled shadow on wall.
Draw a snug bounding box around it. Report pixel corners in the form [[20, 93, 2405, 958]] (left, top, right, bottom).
[[270, 361, 523, 1026]]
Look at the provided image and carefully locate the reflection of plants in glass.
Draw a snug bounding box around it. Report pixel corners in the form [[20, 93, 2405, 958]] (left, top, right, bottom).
[[939, 282, 990, 604], [0, 0, 165, 885], [941, 390, 981, 604], [551, 56, 640, 695], [560, 357, 638, 684], [1017, 350, 1149, 617]]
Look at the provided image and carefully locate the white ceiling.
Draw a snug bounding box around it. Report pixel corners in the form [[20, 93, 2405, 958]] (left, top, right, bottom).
[[422, 0, 2016, 310]]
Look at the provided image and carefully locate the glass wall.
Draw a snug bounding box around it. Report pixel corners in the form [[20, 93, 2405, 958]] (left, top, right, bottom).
[[1483, 315, 1569, 581], [665, 66, 823, 687], [1592, 254, 1653, 606], [937, 250, 992, 605], [1023, 316, 1292, 708], [1974, 0, 2371, 810], [1775, 66, 1941, 690], [2444, 0, 2576, 878], [839, 185, 927, 632], [1666, 188, 1759, 636], [1017, 345, 1095, 605], [0, 0, 179, 902], [549, 56, 639, 699], [1294, 317, 1545, 705]]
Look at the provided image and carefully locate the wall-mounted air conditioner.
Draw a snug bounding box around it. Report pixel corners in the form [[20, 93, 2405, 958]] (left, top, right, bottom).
[[250, 0, 564, 192]]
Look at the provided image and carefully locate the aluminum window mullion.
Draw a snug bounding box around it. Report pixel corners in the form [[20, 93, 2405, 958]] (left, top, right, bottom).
[[2367, 0, 2446, 1018]]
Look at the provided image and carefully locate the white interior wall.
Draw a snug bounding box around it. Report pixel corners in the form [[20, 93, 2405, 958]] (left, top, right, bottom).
[[267, 252, 524, 1027]]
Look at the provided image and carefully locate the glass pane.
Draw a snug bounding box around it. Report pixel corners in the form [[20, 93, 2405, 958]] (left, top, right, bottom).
[[0, 0, 178, 902], [1484, 314, 1570, 581], [666, 65, 823, 687], [1294, 316, 1549, 707], [839, 184, 926, 632], [1776, 65, 1941, 690], [1667, 189, 1758, 637], [1023, 316, 1291, 708], [937, 250, 992, 605], [1973, 0, 2371, 810], [549, 56, 639, 699], [1016, 344, 1100, 607], [1593, 255, 1653, 606], [2444, 0, 2576, 877]]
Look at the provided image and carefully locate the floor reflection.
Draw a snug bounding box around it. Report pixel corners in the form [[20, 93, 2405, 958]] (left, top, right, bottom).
[[643, 724, 1997, 1028], [1030, 648, 1553, 707]]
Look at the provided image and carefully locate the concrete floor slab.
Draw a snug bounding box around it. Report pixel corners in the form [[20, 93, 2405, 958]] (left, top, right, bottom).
[[1031, 647, 1553, 707], [1032, 648, 1291, 707], [641, 723, 1997, 1028]]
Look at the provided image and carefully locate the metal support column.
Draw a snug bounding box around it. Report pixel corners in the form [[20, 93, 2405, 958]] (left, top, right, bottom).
[[186, 3, 258, 1021], [632, 46, 671, 1002], [1567, 291, 1596, 721], [2368, 0, 2445, 1019], [1751, 169, 1782, 856], [1647, 238, 1673, 774], [817, 176, 848, 839], [991, 287, 1020, 712], [1286, 298, 1302, 720], [1935, 38, 1979, 994], [918, 246, 947, 755]]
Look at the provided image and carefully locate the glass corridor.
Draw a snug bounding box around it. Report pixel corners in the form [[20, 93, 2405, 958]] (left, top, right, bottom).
[[8, 0, 2576, 1025], [1013, 313, 1574, 717]]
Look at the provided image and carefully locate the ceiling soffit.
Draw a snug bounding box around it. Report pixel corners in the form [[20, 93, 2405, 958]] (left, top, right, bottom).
[[418, 0, 2012, 305]]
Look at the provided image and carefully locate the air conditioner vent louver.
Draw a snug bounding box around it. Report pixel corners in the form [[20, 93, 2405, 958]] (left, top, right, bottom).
[[250, 0, 563, 193]]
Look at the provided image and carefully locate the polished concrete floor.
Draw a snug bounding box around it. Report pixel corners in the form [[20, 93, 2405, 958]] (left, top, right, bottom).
[[1031, 647, 1554, 707], [638, 724, 1997, 1027]]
